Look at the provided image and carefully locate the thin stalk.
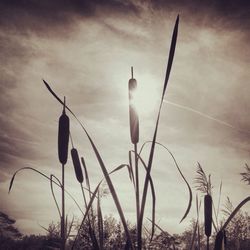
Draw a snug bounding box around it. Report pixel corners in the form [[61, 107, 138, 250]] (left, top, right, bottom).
[[80, 183, 100, 250], [81, 157, 95, 220], [81, 183, 94, 230], [44, 79, 134, 249], [134, 143, 141, 249], [80, 183, 89, 212], [61, 163, 65, 250], [207, 237, 209, 250]]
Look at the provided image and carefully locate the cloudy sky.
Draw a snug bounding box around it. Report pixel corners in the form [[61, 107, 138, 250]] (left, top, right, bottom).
[[0, 0, 250, 236]]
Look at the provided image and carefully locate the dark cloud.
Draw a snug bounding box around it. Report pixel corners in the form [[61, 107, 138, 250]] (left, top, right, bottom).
[[1, 0, 249, 37], [0, 0, 140, 36], [148, 0, 250, 34], [150, 0, 250, 17]]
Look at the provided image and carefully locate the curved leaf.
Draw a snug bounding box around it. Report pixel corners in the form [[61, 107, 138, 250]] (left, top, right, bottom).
[[43, 80, 134, 249], [9, 167, 84, 215], [50, 174, 61, 218], [139, 141, 192, 223], [138, 16, 179, 246], [71, 182, 102, 250], [221, 196, 250, 231], [130, 150, 156, 242]]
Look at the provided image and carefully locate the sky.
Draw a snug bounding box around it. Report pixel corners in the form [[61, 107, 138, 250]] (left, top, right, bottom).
[[0, 0, 250, 236]]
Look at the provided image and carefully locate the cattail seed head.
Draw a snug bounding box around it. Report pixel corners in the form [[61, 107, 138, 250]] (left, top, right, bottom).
[[128, 67, 139, 144], [71, 148, 84, 183], [58, 98, 70, 164], [214, 230, 226, 250], [204, 194, 212, 237]]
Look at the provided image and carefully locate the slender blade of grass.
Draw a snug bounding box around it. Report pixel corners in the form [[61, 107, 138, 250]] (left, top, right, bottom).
[[129, 151, 135, 187], [139, 141, 192, 223], [138, 16, 179, 245], [71, 182, 102, 250], [43, 80, 134, 249], [131, 151, 156, 242], [190, 220, 198, 250], [196, 195, 201, 250], [161, 15, 179, 102], [212, 199, 219, 232], [221, 196, 250, 231], [147, 218, 174, 240], [217, 181, 223, 218], [97, 192, 104, 250], [81, 157, 91, 191], [50, 174, 62, 218], [109, 164, 133, 182], [66, 216, 74, 240], [9, 167, 84, 215]]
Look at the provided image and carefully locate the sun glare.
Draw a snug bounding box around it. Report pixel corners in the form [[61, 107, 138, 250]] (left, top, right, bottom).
[[130, 74, 161, 117]]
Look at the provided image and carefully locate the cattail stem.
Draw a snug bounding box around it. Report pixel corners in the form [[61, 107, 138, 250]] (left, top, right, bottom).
[[69, 132, 74, 148], [207, 236, 209, 250], [81, 184, 100, 250], [134, 143, 141, 250], [61, 163, 66, 250], [80, 183, 92, 227], [80, 183, 88, 211]]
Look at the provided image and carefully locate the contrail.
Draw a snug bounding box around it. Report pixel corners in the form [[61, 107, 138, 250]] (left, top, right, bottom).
[[0, 133, 39, 146], [163, 100, 250, 134]]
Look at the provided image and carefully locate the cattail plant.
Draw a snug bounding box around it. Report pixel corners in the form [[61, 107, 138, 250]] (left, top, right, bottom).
[[128, 66, 139, 144], [58, 97, 70, 165], [204, 193, 212, 249], [42, 16, 181, 250], [71, 148, 84, 183], [214, 230, 226, 250], [128, 66, 141, 248], [58, 97, 70, 250], [70, 146, 100, 249], [195, 163, 212, 250]]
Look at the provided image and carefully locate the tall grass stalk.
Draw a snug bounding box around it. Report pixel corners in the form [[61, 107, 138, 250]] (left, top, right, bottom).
[[44, 80, 134, 249], [128, 66, 141, 248], [58, 97, 70, 250], [43, 15, 180, 249], [138, 15, 179, 249]]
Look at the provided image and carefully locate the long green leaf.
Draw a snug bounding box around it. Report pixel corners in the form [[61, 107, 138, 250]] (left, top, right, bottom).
[[43, 80, 134, 249], [138, 16, 179, 245]]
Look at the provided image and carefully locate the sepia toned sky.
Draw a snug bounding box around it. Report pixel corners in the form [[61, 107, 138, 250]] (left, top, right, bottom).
[[0, 0, 250, 235]]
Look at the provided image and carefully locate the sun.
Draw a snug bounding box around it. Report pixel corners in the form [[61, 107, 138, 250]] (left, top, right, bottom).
[[129, 74, 161, 117]]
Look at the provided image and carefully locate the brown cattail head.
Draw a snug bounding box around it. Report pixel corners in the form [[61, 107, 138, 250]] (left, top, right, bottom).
[[204, 194, 212, 237], [58, 97, 70, 164], [71, 148, 84, 183], [128, 67, 139, 144], [214, 230, 226, 250]]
